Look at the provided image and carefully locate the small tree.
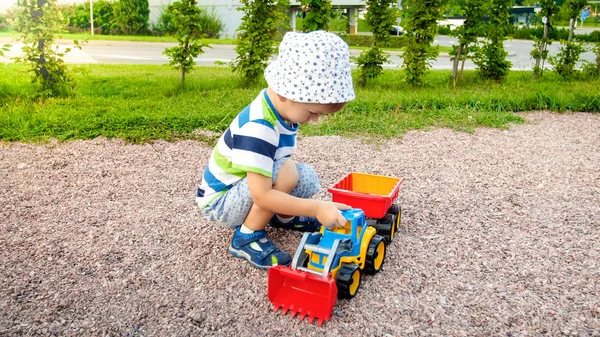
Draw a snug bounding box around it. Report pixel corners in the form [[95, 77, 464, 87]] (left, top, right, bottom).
[[530, 0, 559, 77], [300, 0, 333, 32], [0, 44, 10, 58], [353, 0, 397, 86], [233, 0, 288, 84], [114, 0, 149, 35], [12, 0, 80, 96], [450, 0, 487, 87], [472, 0, 512, 81], [401, 0, 443, 86], [582, 42, 600, 77], [163, 0, 210, 85], [565, 0, 588, 42], [548, 0, 588, 77]]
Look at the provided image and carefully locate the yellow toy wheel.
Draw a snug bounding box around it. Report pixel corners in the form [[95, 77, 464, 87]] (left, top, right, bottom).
[[365, 235, 386, 275], [336, 263, 361, 299]]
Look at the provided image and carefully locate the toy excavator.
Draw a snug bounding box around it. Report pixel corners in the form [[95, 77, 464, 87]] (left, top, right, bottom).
[[267, 172, 404, 326]]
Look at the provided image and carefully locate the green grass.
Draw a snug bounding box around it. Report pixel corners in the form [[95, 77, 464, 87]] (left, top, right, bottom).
[[0, 31, 237, 45], [295, 18, 372, 33], [1, 64, 599, 143]]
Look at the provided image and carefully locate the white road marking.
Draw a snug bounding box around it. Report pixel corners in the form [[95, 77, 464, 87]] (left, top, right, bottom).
[[1, 43, 97, 64]]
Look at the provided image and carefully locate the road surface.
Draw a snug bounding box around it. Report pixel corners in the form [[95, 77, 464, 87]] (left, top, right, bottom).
[[1, 36, 596, 70]]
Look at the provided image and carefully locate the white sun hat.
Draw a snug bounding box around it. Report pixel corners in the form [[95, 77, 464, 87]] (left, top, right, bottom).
[[264, 30, 355, 104]]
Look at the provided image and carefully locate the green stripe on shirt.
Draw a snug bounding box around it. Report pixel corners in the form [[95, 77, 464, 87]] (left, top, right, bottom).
[[262, 99, 278, 127], [232, 163, 272, 178], [213, 148, 247, 178]]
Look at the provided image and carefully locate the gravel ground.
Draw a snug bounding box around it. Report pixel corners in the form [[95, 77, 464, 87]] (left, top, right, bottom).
[[1, 111, 599, 337]]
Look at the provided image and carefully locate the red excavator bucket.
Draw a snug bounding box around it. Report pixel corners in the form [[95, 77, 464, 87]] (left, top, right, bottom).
[[268, 265, 337, 326]]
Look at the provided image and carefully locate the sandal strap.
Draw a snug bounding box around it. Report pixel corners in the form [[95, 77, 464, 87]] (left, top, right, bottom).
[[233, 230, 267, 246], [253, 244, 279, 263], [232, 229, 283, 264]]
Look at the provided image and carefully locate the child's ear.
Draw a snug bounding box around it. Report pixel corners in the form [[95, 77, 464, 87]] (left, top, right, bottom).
[[278, 94, 287, 102]]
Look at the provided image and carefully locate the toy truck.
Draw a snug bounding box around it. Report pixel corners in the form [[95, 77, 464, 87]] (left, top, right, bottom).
[[268, 208, 387, 326], [328, 172, 404, 243], [267, 172, 404, 326]]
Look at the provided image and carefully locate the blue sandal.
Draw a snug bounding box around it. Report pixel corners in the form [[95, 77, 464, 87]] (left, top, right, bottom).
[[228, 226, 292, 269], [269, 216, 323, 232]]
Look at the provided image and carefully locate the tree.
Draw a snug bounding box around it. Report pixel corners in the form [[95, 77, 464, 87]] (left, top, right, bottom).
[[564, 0, 588, 42], [233, 0, 288, 84], [472, 0, 512, 81], [12, 0, 80, 96], [449, 0, 487, 87], [163, 0, 210, 85], [401, 0, 443, 86], [301, 0, 333, 32], [353, 0, 397, 86], [114, 0, 149, 35], [530, 0, 559, 77], [548, 0, 588, 77]]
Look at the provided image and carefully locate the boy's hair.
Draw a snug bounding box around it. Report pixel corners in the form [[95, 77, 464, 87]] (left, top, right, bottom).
[[265, 30, 355, 105], [319, 102, 347, 114]]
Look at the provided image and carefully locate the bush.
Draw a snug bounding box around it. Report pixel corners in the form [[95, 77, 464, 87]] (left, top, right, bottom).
[[341, 34, 407, 48], [152, 5, 222, 38], [153, 5, 175, 35], [0, 13, 8, 31], [114, 0, 149, 35], [438, 25, 453, 35], [63, 1, 117, 35], [196, 7, 223, 39], [578, 30, 600, 43], [508, 26, 599, 42], [94, 0, 118, 34]]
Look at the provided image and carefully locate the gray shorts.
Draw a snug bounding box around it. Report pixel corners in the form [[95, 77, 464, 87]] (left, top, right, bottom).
[[201, 157, 321, 228]]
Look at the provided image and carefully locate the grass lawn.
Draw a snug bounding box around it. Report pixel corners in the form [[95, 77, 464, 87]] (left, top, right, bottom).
[[0, 30, 236, 45], [1, 64, 599, 143]]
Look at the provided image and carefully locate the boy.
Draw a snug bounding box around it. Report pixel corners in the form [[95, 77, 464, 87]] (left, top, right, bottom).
[[196, 30, 355, 269]]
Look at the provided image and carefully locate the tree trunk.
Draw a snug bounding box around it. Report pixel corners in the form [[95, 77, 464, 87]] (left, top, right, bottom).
[[535, 22, 549, 71], [37, 0, 49, 80], [568, 18, 575, 42], [452, 43, 463, 87], [180, 66, 185, 85]]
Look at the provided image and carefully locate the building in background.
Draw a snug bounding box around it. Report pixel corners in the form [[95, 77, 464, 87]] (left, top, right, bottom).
[[147, 0, 367, 38], [1, 0, 370, 38]]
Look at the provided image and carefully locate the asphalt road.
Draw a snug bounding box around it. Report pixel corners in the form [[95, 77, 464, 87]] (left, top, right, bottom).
[[1, 35, 597, 70]]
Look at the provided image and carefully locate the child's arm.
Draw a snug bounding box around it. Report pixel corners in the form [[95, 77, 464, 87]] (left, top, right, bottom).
[[247, 172, 348, 228]]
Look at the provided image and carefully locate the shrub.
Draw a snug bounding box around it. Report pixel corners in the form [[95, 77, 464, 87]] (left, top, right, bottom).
[[354, 0, 397, 86], [549, 40, 587, 77], [473, 0, 512, 81], [438, 25, 453, 35], [153, 5, 222, 38], [342, 34, 406, 48], [196, 7, 223, 39], [301, 0, 333, 32], [163, 0, 210, 85], [114, 0, 149, 35], [582, 43, 600, 78], [233, 0, 287, 83], [401, 0, 443, 85], [153, 5, 176, 35], [94, 0, 118, 34], [12, 0, 80, 96]]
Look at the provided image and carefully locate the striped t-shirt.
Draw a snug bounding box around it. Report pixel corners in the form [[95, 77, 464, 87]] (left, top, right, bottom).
[[196, 89, 298, 209]]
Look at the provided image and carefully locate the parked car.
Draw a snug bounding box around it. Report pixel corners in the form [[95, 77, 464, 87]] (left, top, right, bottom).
[[390, 25, 404, 36]]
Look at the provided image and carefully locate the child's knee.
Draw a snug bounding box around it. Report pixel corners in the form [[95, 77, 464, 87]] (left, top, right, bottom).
[[293, 163, 321, 198], [273, 159, 299, 192]]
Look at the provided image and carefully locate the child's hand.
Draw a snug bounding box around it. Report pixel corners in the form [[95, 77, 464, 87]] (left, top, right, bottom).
[[316, 201, 350, 229]]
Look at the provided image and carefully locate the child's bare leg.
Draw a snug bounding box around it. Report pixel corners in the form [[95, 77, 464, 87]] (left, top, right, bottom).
[[242, 159, 299, 231]]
